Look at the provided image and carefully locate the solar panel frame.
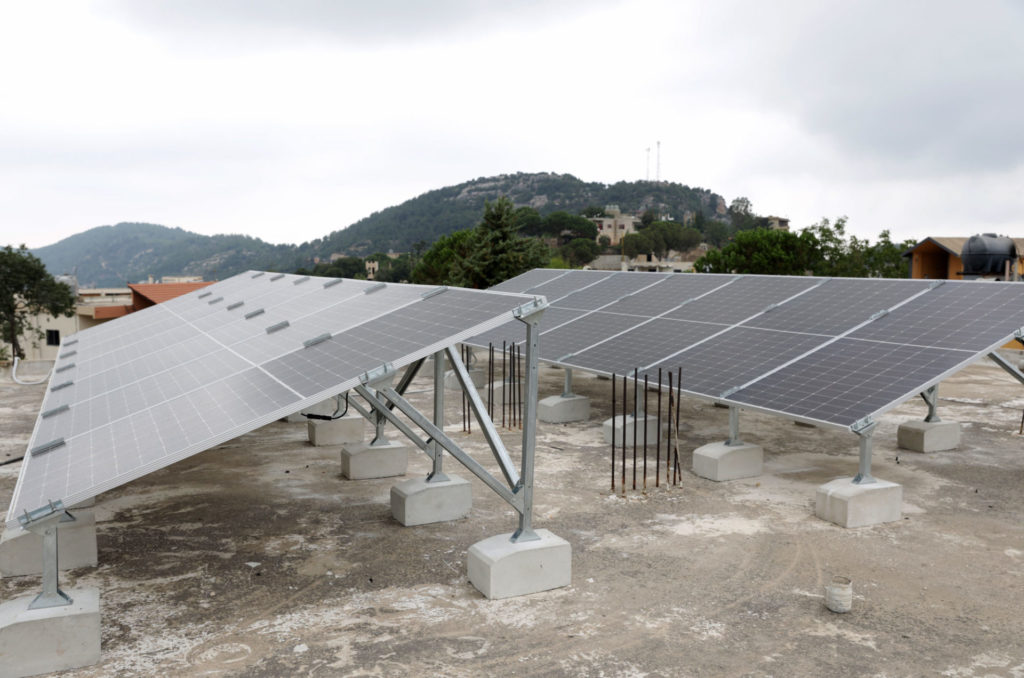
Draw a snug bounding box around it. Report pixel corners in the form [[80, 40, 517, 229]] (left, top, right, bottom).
[[7, 274, 541, 528]]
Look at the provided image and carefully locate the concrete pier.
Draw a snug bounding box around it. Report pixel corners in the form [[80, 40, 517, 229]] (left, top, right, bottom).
[[537, 394, 590, 423], [341, 440, 409, 479], [467, 530, 572, 599], [897, 420, 961, 453], [691, 441, 764, 481], [391, 475, 472, 526], [308, 414, 364, 447], [601, 414, 659, 445], [0, 588, 101, 677], [815, 477, 903, 528]]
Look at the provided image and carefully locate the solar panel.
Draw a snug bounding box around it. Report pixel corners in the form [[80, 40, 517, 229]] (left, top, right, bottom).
[[470, 270, 1024, 432], [7, 273, 539, 528]]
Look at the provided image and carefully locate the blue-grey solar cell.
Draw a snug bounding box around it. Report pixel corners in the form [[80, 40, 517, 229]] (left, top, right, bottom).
[[525, 270, 615, 301], [556, 272, 669, 311], [466, 306, 585, 349], [664, 275, 821, 324], [600, 274, 738, 318], [489, 269, 567, 293], [563, 319, 723, 376], [643, 327, 834, 399], [848, 281, 1024, 350], [540, 312, 645, 361], [742, 278, 932, 335], [730, 338, 973, 426]]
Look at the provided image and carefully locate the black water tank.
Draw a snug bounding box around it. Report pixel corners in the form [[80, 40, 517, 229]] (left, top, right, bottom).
[[960, 233, 1016, 277]]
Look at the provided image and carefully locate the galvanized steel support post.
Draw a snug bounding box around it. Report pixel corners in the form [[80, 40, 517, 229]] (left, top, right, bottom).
[[429, 350, 448, 482], [726, 406, 743, 446], [562, 368, 574, 398], [853, 421, 878, 485], [512, 301, 545, 543], [19, 501, 74, 610]]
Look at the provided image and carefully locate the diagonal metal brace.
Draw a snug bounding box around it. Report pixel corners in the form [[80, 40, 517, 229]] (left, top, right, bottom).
[[354, 384, 523, 512], [19, 501, 74, 609], [446, 345, 520, 487], [989, 351, 1024, 387]]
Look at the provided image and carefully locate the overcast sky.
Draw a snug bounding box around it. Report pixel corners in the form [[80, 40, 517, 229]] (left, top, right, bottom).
[[1, 0, 1021, 250]]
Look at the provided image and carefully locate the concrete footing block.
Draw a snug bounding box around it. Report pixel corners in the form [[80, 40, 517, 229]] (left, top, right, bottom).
[[341, 440, 409, 479], [601, 414, 659, 445], [537, 394, 590, 423], [445, 367, 487, 390], [467, 529, 572, 600], [0, 587, 101, 677], [0, 512, 98, 578], [815, 477, 902, 528], [308, 414, 365, 447], [692, 441, 764, 482], [897, 420, 960, 452], [391, 475, 472, 526]]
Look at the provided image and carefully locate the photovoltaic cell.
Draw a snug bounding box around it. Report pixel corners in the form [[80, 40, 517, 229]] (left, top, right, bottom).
[[7, 273, 537, 528], [663, 275, 820, 324], [600, 274, 738, 319], [555, 272, 669, 311]]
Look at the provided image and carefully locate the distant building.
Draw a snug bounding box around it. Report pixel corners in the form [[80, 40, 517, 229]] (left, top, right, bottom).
[[766, 216, 790, 231], [15, 280, 213, 361], [365, 260, 379, 280], [901, 236, 1024, 280], [589, 205, 641, 246]]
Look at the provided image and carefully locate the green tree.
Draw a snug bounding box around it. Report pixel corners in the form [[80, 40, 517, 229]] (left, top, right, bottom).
[[1, 245, 76, 359], [560, 238, 600, 267], [703, 220, 732, 248], [640, 209, 658, 227], [512, 207, 544, 236], [447, 197, 552, 288], [622, 232, 653, 259], [865, 230, 915, 278], [580, 205, 607, 218], [410, 230, 474, 285], [542, 211, 597, 241], [693, 229, 817, 275]]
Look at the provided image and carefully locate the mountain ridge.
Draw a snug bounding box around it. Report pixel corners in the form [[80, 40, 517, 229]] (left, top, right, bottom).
[[31, 173, 728, 286]]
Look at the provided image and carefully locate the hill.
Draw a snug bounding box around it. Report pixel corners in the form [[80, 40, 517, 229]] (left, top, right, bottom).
[[33, 223, 312, 288], [313, 173, 726, 256], [31, 173, 729, 285]]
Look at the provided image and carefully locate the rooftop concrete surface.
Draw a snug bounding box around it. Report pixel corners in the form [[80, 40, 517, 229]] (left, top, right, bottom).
[[2, 358, 1023, 676]]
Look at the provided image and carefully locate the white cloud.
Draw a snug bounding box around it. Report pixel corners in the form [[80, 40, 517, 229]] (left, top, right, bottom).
[[0, 0, 1021, 250]]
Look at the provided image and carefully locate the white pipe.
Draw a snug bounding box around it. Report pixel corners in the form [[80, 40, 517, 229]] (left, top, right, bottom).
[[12, 357, 50, 385]]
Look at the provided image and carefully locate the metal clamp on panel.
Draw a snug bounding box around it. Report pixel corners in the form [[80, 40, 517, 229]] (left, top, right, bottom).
[[421, 285, 448, 299], [63, 339, 78, 347], [270, 273, 285, 281], [323, 278, 343, 289], [56, 362, 75, 373], [60, 350, 76, 359], [851, 416, 875, 434], [50, 380, 73, 392], [869, 309, 889, 321], [266, 320, 290, 334], [302, 333, 332, 348], [41, 404, 70, 419], [251, 271, 265, 278], [720, 385, 741, 399], [207, 297, 224, 305], [928, 280, 945, 289], [244, 308, 265, 320], [293, 276, 310, 285], [364, 282, 387, 294], [30, 438, 66, 457], [227, 301, 244, 311], [198, 291, 212, 299]]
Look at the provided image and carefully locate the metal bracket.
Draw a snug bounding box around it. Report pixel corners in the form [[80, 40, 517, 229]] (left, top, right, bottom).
[[19, 501, 74, 609], [988, 351, 1024, 386], [512, 297, 548, 321], [869, 309, 889, 321], [928, 280, 945, 289], [360, 363, 396, 390]]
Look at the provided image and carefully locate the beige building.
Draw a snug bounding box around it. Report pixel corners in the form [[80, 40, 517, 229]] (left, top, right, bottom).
[[590, 205, 641, 246]]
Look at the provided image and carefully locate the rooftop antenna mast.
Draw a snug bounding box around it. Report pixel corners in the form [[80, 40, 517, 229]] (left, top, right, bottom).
[[656, 140, 661, 183], [645, 147, 651, 181]]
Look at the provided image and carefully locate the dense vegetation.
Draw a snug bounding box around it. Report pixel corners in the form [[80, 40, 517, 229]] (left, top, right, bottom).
[[694, 218, 914, 278]]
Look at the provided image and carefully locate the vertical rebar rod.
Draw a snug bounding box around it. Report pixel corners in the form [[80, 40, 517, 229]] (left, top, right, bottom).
[[611, 373, 617, 492], [621, 371, 627, 494], [675, 367, 682, 484], [656, 368, 662, 488], [666, 370, 673, 486], [632, 369, 638, 490], [643, 373, 649, 491]]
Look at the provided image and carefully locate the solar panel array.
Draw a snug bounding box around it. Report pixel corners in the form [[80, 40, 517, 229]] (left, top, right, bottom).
[[473, 269, 1024, 431], [7, 272, 538, 528]]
